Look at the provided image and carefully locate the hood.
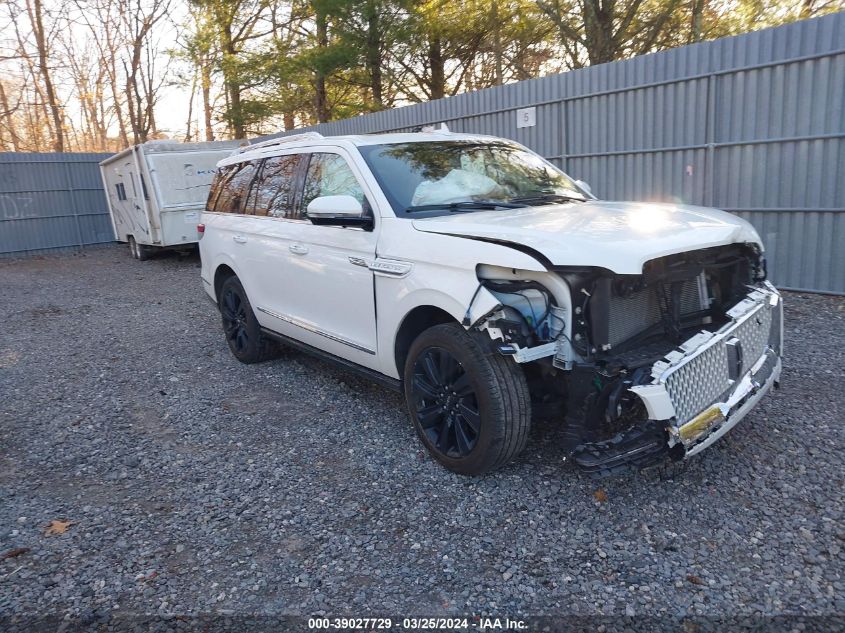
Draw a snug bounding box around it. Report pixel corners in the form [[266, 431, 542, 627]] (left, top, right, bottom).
[[411, 201, 762, 274]]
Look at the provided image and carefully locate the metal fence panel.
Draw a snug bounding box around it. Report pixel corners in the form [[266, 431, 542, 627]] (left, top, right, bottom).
[[259, 12, 844, 293], [0, 152, 113, 257]]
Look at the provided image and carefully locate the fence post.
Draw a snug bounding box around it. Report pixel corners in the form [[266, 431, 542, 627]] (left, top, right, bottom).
[[561, 99, 570, 175], [63, 158, 85, 250], [704, 40, 717, 209]]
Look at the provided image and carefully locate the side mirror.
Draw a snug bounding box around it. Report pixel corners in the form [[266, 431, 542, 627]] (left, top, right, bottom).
[[306, 195, 372, 229], [575, 179, 593, 197]]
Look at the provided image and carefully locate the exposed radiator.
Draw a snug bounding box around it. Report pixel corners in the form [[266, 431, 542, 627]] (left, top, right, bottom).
[[606, 276, 705, 347]]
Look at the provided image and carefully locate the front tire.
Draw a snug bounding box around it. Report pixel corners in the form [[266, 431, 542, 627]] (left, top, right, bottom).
[[218, 276, 277, 364], [403, 323, 531, 475]]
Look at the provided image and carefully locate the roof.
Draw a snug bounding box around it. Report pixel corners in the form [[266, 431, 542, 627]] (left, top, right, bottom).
[[221, 131, 509, 166]]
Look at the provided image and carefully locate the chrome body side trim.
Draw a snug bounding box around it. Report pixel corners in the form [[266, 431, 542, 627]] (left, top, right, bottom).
[[256, 306, 376, 355]]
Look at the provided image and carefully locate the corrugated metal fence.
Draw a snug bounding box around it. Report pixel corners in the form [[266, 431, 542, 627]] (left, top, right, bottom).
[[264, 13, 845, 294], [0, 152, 114, 257]]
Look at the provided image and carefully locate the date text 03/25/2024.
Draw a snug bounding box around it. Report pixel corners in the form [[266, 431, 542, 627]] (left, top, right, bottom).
[[307, 617, 528, 630]]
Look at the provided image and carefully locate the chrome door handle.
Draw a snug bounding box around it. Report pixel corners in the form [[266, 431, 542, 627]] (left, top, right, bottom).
[[289, 243, 309, 255], [232, 235, 247, 244]]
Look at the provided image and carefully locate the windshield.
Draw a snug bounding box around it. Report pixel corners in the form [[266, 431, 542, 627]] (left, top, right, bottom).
[[358, 140, 586, 217]]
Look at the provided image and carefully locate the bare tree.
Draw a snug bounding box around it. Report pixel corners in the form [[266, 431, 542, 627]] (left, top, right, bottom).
[[26, 0, 65, 150], [119, 0, 172, 143]]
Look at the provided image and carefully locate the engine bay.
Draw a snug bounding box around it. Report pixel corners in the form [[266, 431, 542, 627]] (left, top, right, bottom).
[[478, 243, 773, 475]]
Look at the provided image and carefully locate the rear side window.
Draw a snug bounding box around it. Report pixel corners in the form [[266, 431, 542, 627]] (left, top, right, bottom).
[[209, 161, 258, 213], [301, 153, 364, 218], [115, 183, 127, 201], [206, 170, 225, 211], [246, 155, 300, 218]]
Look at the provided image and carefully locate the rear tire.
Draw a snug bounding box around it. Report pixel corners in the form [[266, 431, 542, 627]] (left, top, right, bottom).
[[403, 323, 531, 475], [136, 242, 151, 261], [218, 276, 277, 364], [128, 236, 139, 259]]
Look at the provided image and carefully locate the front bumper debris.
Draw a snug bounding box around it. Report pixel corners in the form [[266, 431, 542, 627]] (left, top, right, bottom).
[[574, 282, 783, 475]]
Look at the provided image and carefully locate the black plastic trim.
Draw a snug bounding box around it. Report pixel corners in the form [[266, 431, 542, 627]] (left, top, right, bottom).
[[259, 326, 402, 392]]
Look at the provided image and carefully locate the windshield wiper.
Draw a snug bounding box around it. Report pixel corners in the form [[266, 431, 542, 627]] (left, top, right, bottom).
[[405, 200, 526, 213], [509, 191, 584, 205]]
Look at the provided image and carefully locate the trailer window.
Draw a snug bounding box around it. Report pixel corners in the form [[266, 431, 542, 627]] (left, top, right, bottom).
[[211, 161, 258, 213], [247, 155, 300, 218], [115, 183, 127, 201]]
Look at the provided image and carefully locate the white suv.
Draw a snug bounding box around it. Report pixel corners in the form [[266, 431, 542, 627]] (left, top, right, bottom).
[[199, 130, 783, 476]]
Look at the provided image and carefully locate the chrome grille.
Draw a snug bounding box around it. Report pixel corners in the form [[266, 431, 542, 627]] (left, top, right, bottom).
[[665, 342, 732, 425], [732, 304, 772, 374], [664, 301, 776, 425]]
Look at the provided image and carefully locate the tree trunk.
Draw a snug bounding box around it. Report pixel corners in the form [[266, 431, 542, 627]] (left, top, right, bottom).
[[124, 58, 140, 145], [0, 81, 22, 151], [283, 111, 295, 131], [491, 0, 504, 86], [185, 72, 196, 142], [582, 0, 618, 65], [29, 0, 64, 151], [221, 21, 245, 138], [429, 37, 445, 100], [201, 62, 214, 141], [314, 8, 329, 122], [364, 0, 383, 108], [690, 0, 706, 43]]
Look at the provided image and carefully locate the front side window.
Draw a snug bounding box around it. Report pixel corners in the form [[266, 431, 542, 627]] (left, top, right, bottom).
[[247, 155, 300, 218], [358, 141, 585, 217], [301, 153, 364, 218], [211, 161, 258, 213]]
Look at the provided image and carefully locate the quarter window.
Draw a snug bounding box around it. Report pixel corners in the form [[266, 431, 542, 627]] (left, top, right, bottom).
[[206, 168, 226, 212], [248, 155, 300, 218], [212, 161, 258, 213], [301, 153, 364, 218]]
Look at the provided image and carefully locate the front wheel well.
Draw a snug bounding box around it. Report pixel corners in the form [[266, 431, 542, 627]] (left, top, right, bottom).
[[213, 264, 237, 303], [394, 305, 456, 375]]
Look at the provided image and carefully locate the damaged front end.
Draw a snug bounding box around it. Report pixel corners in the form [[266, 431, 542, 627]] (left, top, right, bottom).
[[477, 244, 783, 476]]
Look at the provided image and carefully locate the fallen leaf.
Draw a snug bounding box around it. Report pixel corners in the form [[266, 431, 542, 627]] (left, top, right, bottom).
[[593, 489, 608, 503], [0, 547, 30, 560], [44, 520, 74, 536], [686, 574, 706, 586]]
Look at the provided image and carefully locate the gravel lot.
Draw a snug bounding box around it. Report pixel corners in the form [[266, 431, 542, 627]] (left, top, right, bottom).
[[0, 245, 843, 629]]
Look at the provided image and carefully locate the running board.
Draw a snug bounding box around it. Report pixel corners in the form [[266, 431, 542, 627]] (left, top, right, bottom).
[[259, 327, 402, 392]]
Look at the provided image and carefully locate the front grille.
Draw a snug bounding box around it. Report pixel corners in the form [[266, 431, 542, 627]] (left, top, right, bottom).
[[664, 298, 778, 425], [732, 304, 772, 375], [608, 278, 703, 346], [665, 342, 732, 425]]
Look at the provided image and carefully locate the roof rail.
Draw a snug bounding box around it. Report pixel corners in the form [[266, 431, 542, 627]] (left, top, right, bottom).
[[240, 132, 324, 153]]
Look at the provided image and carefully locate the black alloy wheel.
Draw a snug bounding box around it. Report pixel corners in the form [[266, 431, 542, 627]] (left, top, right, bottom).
[[403, 323, 531, 475], [221, 286, 249, 355], [217, 276, 278, 364], [411, 347, 481, 458]]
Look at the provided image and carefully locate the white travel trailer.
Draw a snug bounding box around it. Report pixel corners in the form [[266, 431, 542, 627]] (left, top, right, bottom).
[[100, 140, 241, 259]]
